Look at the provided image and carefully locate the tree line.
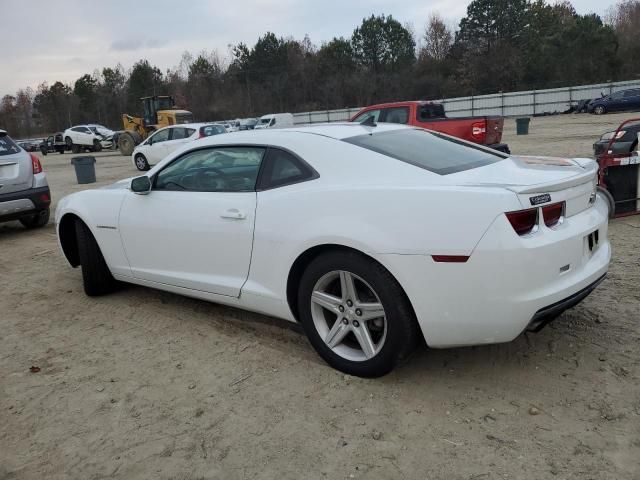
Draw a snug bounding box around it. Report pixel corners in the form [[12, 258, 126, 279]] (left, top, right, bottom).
[[1, 0, 638, 138]]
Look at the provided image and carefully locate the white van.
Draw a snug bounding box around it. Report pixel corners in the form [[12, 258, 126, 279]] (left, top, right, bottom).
[[254, 113, 294, 129]]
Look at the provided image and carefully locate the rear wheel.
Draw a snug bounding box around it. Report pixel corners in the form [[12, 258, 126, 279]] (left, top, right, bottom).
[[19, 208, 50, 229], [594, 105, 606, 115], [297, 251, 419, 377], [134, 154, 150, 171], [75, 220, 116, 296]]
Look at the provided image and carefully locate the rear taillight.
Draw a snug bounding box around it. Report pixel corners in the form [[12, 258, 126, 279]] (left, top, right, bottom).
[[542, 201, 565, 228], [471, 121, 486, 142], [505, 208, 538, 235], [29, 153, 42, 174]]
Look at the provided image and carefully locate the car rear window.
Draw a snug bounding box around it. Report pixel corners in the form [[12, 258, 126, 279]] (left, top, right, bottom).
[[343, 128, 507, 175], [0, 133, 20, 156], [200, 125, 226, 137]]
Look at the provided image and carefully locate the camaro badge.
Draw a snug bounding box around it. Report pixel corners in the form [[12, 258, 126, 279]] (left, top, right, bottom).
[[529, 193, 552, 206]]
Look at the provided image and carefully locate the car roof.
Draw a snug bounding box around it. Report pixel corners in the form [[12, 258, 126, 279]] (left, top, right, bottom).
[[193, 122, 411, 144], [356, 100, 441, 111]]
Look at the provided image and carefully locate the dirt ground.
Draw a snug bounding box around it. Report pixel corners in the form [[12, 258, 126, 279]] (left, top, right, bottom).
[[1, 113, 639, 480]]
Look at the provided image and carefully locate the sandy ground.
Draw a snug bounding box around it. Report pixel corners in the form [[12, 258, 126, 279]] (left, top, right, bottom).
[[1, 113, 639, 480]]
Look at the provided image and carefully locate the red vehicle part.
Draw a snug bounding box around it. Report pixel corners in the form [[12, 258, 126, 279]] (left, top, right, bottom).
[[350, 101, 509, 152], [596, 117, 640, 218]]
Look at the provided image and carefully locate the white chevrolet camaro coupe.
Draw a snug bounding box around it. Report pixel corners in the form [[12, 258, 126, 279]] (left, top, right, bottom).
[[55, 123, 611, 377]]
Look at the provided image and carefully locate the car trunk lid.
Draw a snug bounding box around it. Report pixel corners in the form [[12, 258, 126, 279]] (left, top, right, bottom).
[[0, 134, 33, 195], [450, 156, 598, 217]]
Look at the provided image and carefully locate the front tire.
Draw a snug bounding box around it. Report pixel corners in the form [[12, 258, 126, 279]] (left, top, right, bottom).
[[93, 140, 102, 152], [297, 251, 419, 377], [594, 105, 606, 115], [19, 208, 50, 228], [75, 220, 116, 296], [134, 154, 150, 171]]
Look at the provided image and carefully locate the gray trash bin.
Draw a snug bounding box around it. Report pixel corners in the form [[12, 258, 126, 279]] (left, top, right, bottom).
[[71, 156, 96, 184]]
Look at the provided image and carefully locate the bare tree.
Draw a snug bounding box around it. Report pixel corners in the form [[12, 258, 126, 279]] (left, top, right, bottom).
[[422, 13, 453, 61]]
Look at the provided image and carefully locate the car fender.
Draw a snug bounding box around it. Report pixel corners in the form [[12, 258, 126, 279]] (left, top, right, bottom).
[[56, 188, 131, 276]]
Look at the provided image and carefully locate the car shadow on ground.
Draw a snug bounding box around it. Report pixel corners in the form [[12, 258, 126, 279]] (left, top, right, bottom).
[[112, 279, 583, 382]]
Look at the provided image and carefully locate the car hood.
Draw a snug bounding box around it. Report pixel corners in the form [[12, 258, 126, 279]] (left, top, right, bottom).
[[101, 177, 134, 190]]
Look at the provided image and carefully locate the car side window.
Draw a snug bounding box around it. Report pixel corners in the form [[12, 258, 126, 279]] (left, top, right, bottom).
[[80, 127, 91, 133], [170, 128, 189, 140], [624, 89, 640, 98], [154, 147, 266, 192], [355, 109, 381, 123], [258, 148, 317, 190], [417, 104, 445, 121], [381, 107, 409, 124], [150, 129, 170, 144], [610, 91, 624, 100]]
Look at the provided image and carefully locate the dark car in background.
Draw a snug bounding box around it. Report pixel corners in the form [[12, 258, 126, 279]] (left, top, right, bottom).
[[593, 123, 640, 156], [588, 88, 640, 115], [39, 133, 67, 155]]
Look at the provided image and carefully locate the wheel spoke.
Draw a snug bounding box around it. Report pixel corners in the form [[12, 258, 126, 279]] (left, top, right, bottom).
[[357, 302, 385, 322], [353, 324, 376, 359], [311, 291, 342, 313], [325, 320, 349, 348], [339, 271, 358, 303]]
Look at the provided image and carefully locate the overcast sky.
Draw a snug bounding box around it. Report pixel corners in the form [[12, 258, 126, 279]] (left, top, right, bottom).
[[1, 0, 612, 97]]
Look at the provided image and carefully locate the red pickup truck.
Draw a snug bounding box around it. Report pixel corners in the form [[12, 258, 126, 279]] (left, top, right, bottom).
[[350, 101, 510, 154]]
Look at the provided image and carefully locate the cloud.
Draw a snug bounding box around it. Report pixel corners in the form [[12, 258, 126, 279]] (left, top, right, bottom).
[[110, 38, 168, 52]]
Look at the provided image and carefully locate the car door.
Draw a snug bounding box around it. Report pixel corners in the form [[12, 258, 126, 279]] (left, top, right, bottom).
[[162, 127, 195, 157], [144, 128, 171, 164], [606, 91, 626, 112], [623, 89, 640, 111], [118, 145, 266, 297]]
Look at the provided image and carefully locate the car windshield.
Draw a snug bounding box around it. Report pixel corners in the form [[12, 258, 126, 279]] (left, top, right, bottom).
[[259, 118, 271, 125], [0, 133, 20, 156], [343, 128, 507, 175]]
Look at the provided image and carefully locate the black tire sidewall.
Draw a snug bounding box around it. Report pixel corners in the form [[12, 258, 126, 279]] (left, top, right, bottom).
[[297, 251, 417, 377]]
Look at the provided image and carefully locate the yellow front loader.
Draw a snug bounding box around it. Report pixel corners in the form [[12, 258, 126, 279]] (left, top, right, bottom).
[[117, 96, 193, 156]]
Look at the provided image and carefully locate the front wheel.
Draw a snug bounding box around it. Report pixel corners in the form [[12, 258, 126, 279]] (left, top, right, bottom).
[[594, 105, 606, 115], [93, 140, 102, 152], [134, 154, 150, 171], [75, 220, 117, 296], [297, 251, 419, 377]]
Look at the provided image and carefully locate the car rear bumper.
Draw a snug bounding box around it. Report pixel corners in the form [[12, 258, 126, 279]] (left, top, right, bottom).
[[488, 143, 510, 154], [378, 195, 611, 348], [0, 186, 51, 222]]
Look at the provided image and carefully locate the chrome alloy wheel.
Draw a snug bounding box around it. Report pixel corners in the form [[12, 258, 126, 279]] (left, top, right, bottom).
[[310, 270, 387, 362]]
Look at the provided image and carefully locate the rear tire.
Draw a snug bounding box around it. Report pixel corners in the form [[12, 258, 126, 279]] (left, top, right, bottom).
[[75, 220, 116, 296], [134, 154, 150, 171], [597, 186, 615, 219], [19, 208, 50, 229], [297, 251, 420, 377]]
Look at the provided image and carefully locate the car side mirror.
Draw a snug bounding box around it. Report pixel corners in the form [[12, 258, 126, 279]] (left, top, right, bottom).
[[131, 176, 152, 195]]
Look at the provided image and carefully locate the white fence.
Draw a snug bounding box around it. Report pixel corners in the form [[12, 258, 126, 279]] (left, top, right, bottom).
[[293, 79, 640, 124]]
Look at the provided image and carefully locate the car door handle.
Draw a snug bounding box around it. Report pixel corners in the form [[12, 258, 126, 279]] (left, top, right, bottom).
[[220, 208, 246, 220]]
